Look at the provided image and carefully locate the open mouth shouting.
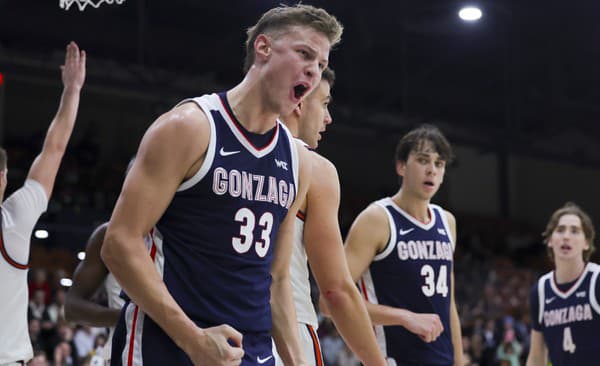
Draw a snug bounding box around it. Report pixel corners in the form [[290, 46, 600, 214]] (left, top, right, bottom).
[[292, 82, 310, 103]]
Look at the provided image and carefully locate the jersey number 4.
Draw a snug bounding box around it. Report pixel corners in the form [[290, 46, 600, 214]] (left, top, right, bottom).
[[232, 208, 274, 258], [563, 326, 576, 354], [421, 264, 449, 297]]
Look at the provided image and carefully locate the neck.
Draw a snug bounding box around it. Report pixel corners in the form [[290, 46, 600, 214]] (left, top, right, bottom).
[[280, 116, 300, 138], [554, 258, 586, 284], [391, 188, 430, 223], [227, 71, 280, 134]]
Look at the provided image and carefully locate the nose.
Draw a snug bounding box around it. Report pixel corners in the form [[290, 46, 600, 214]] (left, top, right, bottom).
[[305, 61, 320, 82], [324, 109, 332, 125], [426, 162, 437, 175]]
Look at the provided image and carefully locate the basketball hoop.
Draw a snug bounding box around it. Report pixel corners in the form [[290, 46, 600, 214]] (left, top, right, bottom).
[[60, 0, 125, 11]]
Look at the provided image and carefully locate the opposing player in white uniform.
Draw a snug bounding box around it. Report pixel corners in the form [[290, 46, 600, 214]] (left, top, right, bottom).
[[65, 160, 140, 365], [275, 68, 385, 365], [0, 41, 85, 366], [335, 125, 464, 365], [526, 202, 600, 366]]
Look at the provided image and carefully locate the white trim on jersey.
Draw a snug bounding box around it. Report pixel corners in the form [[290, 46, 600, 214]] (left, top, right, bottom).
[[284, 124, 300, 193], [175, 96, 218, 192], [122, 303, 145, 366], [386, 198, 436, 231], [359, 270, 389, 359], [373, 198, 397, 261], [550, 263, 592, 299], [433, 204, 455, 251], [589, 263, 600, 315], [537, 272, 551, 325], [217, 95, 280, 159], [150, 228, 165, 278]]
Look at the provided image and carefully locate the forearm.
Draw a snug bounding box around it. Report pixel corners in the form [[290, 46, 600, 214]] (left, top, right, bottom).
[[270, 276, 306, 366], [65, 297, 120, 327], [365, 301, 414, 326], [45, 88, 80, 152], [102, 236, 199, 352], [450, 302, 464, 366], [322, 283, 385, 365]]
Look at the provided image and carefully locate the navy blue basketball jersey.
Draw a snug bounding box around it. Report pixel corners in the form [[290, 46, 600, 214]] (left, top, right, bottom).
[[116, 93, 299, 366], [359, 198, 455, 365], [530, 262, 600, 366]]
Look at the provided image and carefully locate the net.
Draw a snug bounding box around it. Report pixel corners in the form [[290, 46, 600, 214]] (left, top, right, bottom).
[[60, 0, 126, 11]]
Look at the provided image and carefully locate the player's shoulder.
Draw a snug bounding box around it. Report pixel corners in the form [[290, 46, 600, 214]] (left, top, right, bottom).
[[588, 262, 600, 272], [356, 199, 390, 227], [141, 100, 211, 155], [310, 151, 338, 179]]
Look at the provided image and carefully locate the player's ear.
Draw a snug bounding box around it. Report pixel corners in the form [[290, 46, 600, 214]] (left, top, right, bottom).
[[395, 160, 406, 177], [254, 34, 272, 63]]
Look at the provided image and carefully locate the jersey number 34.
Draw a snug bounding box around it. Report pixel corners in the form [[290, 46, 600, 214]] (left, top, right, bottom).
[[421, 264, 449, 297]]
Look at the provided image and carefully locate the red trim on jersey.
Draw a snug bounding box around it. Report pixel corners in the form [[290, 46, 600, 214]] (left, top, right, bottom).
[[218, 93, 279, 151], [149, 230, 157, 260], [296, 210, 306, 221], [359, 278, 369, 300], [552, 266, 586, 295], [127, 305, 140, 366], [306, 324, 324, 366], [359, 278, 377, 334], [0, 208, 28, 270]]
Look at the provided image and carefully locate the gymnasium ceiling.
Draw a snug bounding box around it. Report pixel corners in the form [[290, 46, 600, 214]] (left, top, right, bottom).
[[1, 0, 600, 165]]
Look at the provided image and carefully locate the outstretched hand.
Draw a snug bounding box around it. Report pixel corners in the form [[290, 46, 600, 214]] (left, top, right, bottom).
[[61, 41, 86, 91]]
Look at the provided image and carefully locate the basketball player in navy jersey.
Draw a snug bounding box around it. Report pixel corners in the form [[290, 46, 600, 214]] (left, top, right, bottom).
[[526, 202, 599, 366], [101, 4, 342, 366], [337, 125, 464, 365], [0, 42, 85, 366], [275, 68, 386, 365]]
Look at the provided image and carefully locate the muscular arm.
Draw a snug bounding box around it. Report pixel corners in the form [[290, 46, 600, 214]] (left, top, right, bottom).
[[304, 155, 384, 366], [65, 223, 120, 327], [27, 42, 85, 199], [526, 330, 548, 366], [101, 104, 243, 365], [270, 141, 311, 366]]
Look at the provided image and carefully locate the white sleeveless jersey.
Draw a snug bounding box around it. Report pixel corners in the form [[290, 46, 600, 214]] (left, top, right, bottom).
[[0, 180, 48, 364], [290, 212, 318, 327], [98, 272, 125, 360]]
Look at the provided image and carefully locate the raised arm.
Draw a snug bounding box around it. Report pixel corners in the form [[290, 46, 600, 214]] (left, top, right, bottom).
[[101, 104, 243, 366], [270, 141, 312, 366], [65, 223, 120, 327], [303, 155, 385, 365], [445, 211, 464, 366], [27, 42, 85, 199]]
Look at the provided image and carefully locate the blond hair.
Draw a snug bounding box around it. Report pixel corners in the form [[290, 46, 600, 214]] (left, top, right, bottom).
[[243, 4, 343, 72]]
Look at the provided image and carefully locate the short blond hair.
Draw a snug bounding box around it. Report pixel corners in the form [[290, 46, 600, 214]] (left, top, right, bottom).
[[243, 4, 343, 72]]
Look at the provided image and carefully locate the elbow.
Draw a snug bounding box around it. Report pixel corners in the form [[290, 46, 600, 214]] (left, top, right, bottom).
[[100, 235, 119, 271], [319, 282, 356, 313]]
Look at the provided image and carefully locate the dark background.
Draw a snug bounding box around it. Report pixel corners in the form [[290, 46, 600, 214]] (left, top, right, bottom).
[[1, 0, 599, 266]]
